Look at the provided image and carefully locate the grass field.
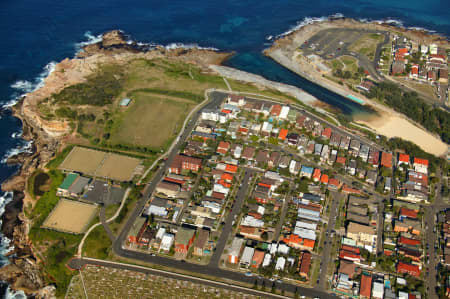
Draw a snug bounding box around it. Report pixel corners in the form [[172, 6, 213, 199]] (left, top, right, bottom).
[[42, 199, 98, 234], [42, 58, 228, 155], [109, 91, 196, 148], [82, 225, 112, 259], [59, 146, 141, 181], [66, 265, 259, 299], [348, 33, 384, 61]]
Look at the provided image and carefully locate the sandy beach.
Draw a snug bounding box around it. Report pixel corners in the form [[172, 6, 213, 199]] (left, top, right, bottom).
[[265, 19, 449, 157]]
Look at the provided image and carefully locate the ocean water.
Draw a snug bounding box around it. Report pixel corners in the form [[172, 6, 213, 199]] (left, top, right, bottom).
[[0, 0, 449, 296]]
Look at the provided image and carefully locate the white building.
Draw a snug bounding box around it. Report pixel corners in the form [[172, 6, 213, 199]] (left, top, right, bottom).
[[160, 233, 174, 251], [279, 106, 290, 120], [277, 244, 290, 255], [262, 253, 272, 267], [289, 160, 298, 175], [420, 45, 428, 54], [372, 281, 384, 299], [240, 246, 255, 267], [201, 109, 219, 122], [234, 145, 242, 159], [241, 215, 264, 227], [275, 257, 286, 271], [229, 237, 244, 264]]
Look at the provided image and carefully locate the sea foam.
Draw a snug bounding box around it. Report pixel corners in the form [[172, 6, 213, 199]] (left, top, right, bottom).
[[3, 62, 57, 108]]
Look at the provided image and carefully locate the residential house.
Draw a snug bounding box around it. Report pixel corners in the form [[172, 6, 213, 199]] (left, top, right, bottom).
[[251, 250, 265, 268], [193, 229, 209, 256], [242, 147, 255, 160], [346, 222, 377, 252], [413, 158, 428, 174], [174, 227, 196, 254], [360, 274, 373, 298], [397, 261, 420, 277], [217, 141, 230, 155], [381, 152, 393, 168], [298, 251, 312, 279], [228, 237, 244, 264], [240, 246, 255, 267], [169, 155, 202, 174]]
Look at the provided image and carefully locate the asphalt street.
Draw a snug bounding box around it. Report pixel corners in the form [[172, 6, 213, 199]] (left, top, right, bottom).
[[318, 191, 341, 289], [103, 90, 337, 298], [209, 169, 255, 267]]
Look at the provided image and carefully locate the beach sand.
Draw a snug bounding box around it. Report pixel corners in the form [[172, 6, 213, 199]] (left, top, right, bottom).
[[355, 112, 448, 156], [265, 20, 449, 157]]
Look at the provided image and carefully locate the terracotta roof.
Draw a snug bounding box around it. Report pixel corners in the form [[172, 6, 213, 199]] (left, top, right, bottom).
[[312, 168, 321, 179], [270, 104, 282, 116], [278, 128, 289, 140], [329, 178, 340, 187], [251, 250, 265, 268], [321, 127, 332, 138], [360, 274, 372, 298], [336, 156, 346, 164], [225, 164, 238, 173], [398, 153, 410, 163], [400, 207, 418, 219], [299, 252, 312, 275], [320, 174, 329, 184], [414, 157, 429, 166], [381, 152, 393, 168], [397, 261, 420, 277]]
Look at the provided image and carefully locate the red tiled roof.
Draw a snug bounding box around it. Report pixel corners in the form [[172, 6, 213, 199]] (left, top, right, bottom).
[[270, 104, 282, 116], [400, 207, 418, 219], [211, 192, 225, 200], [414, 157, 429, 166], [299, 252, 312, 275], [398, 153, 410, 163], [398, 236, 421, 246], [251, 250, 265, 268], [320, 174, 329, 184], [329, 178, 340, 187], [312, 168, 321, 180], [341, 245, 360, 253], [278, 128, 289, 140], [381, 152, 393, 168], [221, 109, 231, 114], [225, 164, 238, 173], [360, 274, 373, 298], [335, 156, 346, 164], [342, 184, 361, 194], [397, 48, 408, 55], [321, 127, 332, 138], [397, 261, 420, 277], [221, 173, 233, 182]]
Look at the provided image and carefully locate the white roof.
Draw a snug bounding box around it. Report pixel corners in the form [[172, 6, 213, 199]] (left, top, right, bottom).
[[229, 237, 244, 257], [279, 106, 290, 119], [147, 205, 168, 217], [262, 253, 272, 267], [257, 205, 265, 215], [156, 227, 166, 239], [277, 244, 290, 254], [241, 246, 255, 265], [275, 257, 286, 271], [295, 220, 317, 231], [160, 233, 174, 251], [269, 243, 278, 255], [293, 227, 317, 240], [398, 291, 409, 299], [372, 282, 384, 297], [241, 216, 264, 227]]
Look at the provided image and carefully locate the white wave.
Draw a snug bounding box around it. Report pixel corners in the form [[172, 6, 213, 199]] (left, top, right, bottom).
[[75, 31, 103, 51], [0, 192, 14, 262], [4, 285, 26, 299], [3, 61, 57, 108], [0, 140, 33, 164], [372, 18, 404, 27], [276, 16, 329, 38], [407, 26, 436, 33], [11, 131, 22, 139], [164, 42, 219, 51]]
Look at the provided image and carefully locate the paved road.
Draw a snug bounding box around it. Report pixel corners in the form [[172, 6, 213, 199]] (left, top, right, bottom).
[[103, 90, 337, 298], [209, 169, 255, 267], [424, 170, 448, 299], [318, 191, 341, 289], [376, 198, 386, 255], [273, 180, 294, 242]]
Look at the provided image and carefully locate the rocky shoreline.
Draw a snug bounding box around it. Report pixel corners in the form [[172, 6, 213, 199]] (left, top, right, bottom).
[[0, 30, 232, 297]]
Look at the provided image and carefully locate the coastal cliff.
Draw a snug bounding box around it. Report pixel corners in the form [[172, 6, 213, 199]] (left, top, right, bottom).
[[0, 30, 231, 297]]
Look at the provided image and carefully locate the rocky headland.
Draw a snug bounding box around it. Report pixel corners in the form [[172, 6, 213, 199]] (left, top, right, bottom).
[[0, 30, 231, 297]]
